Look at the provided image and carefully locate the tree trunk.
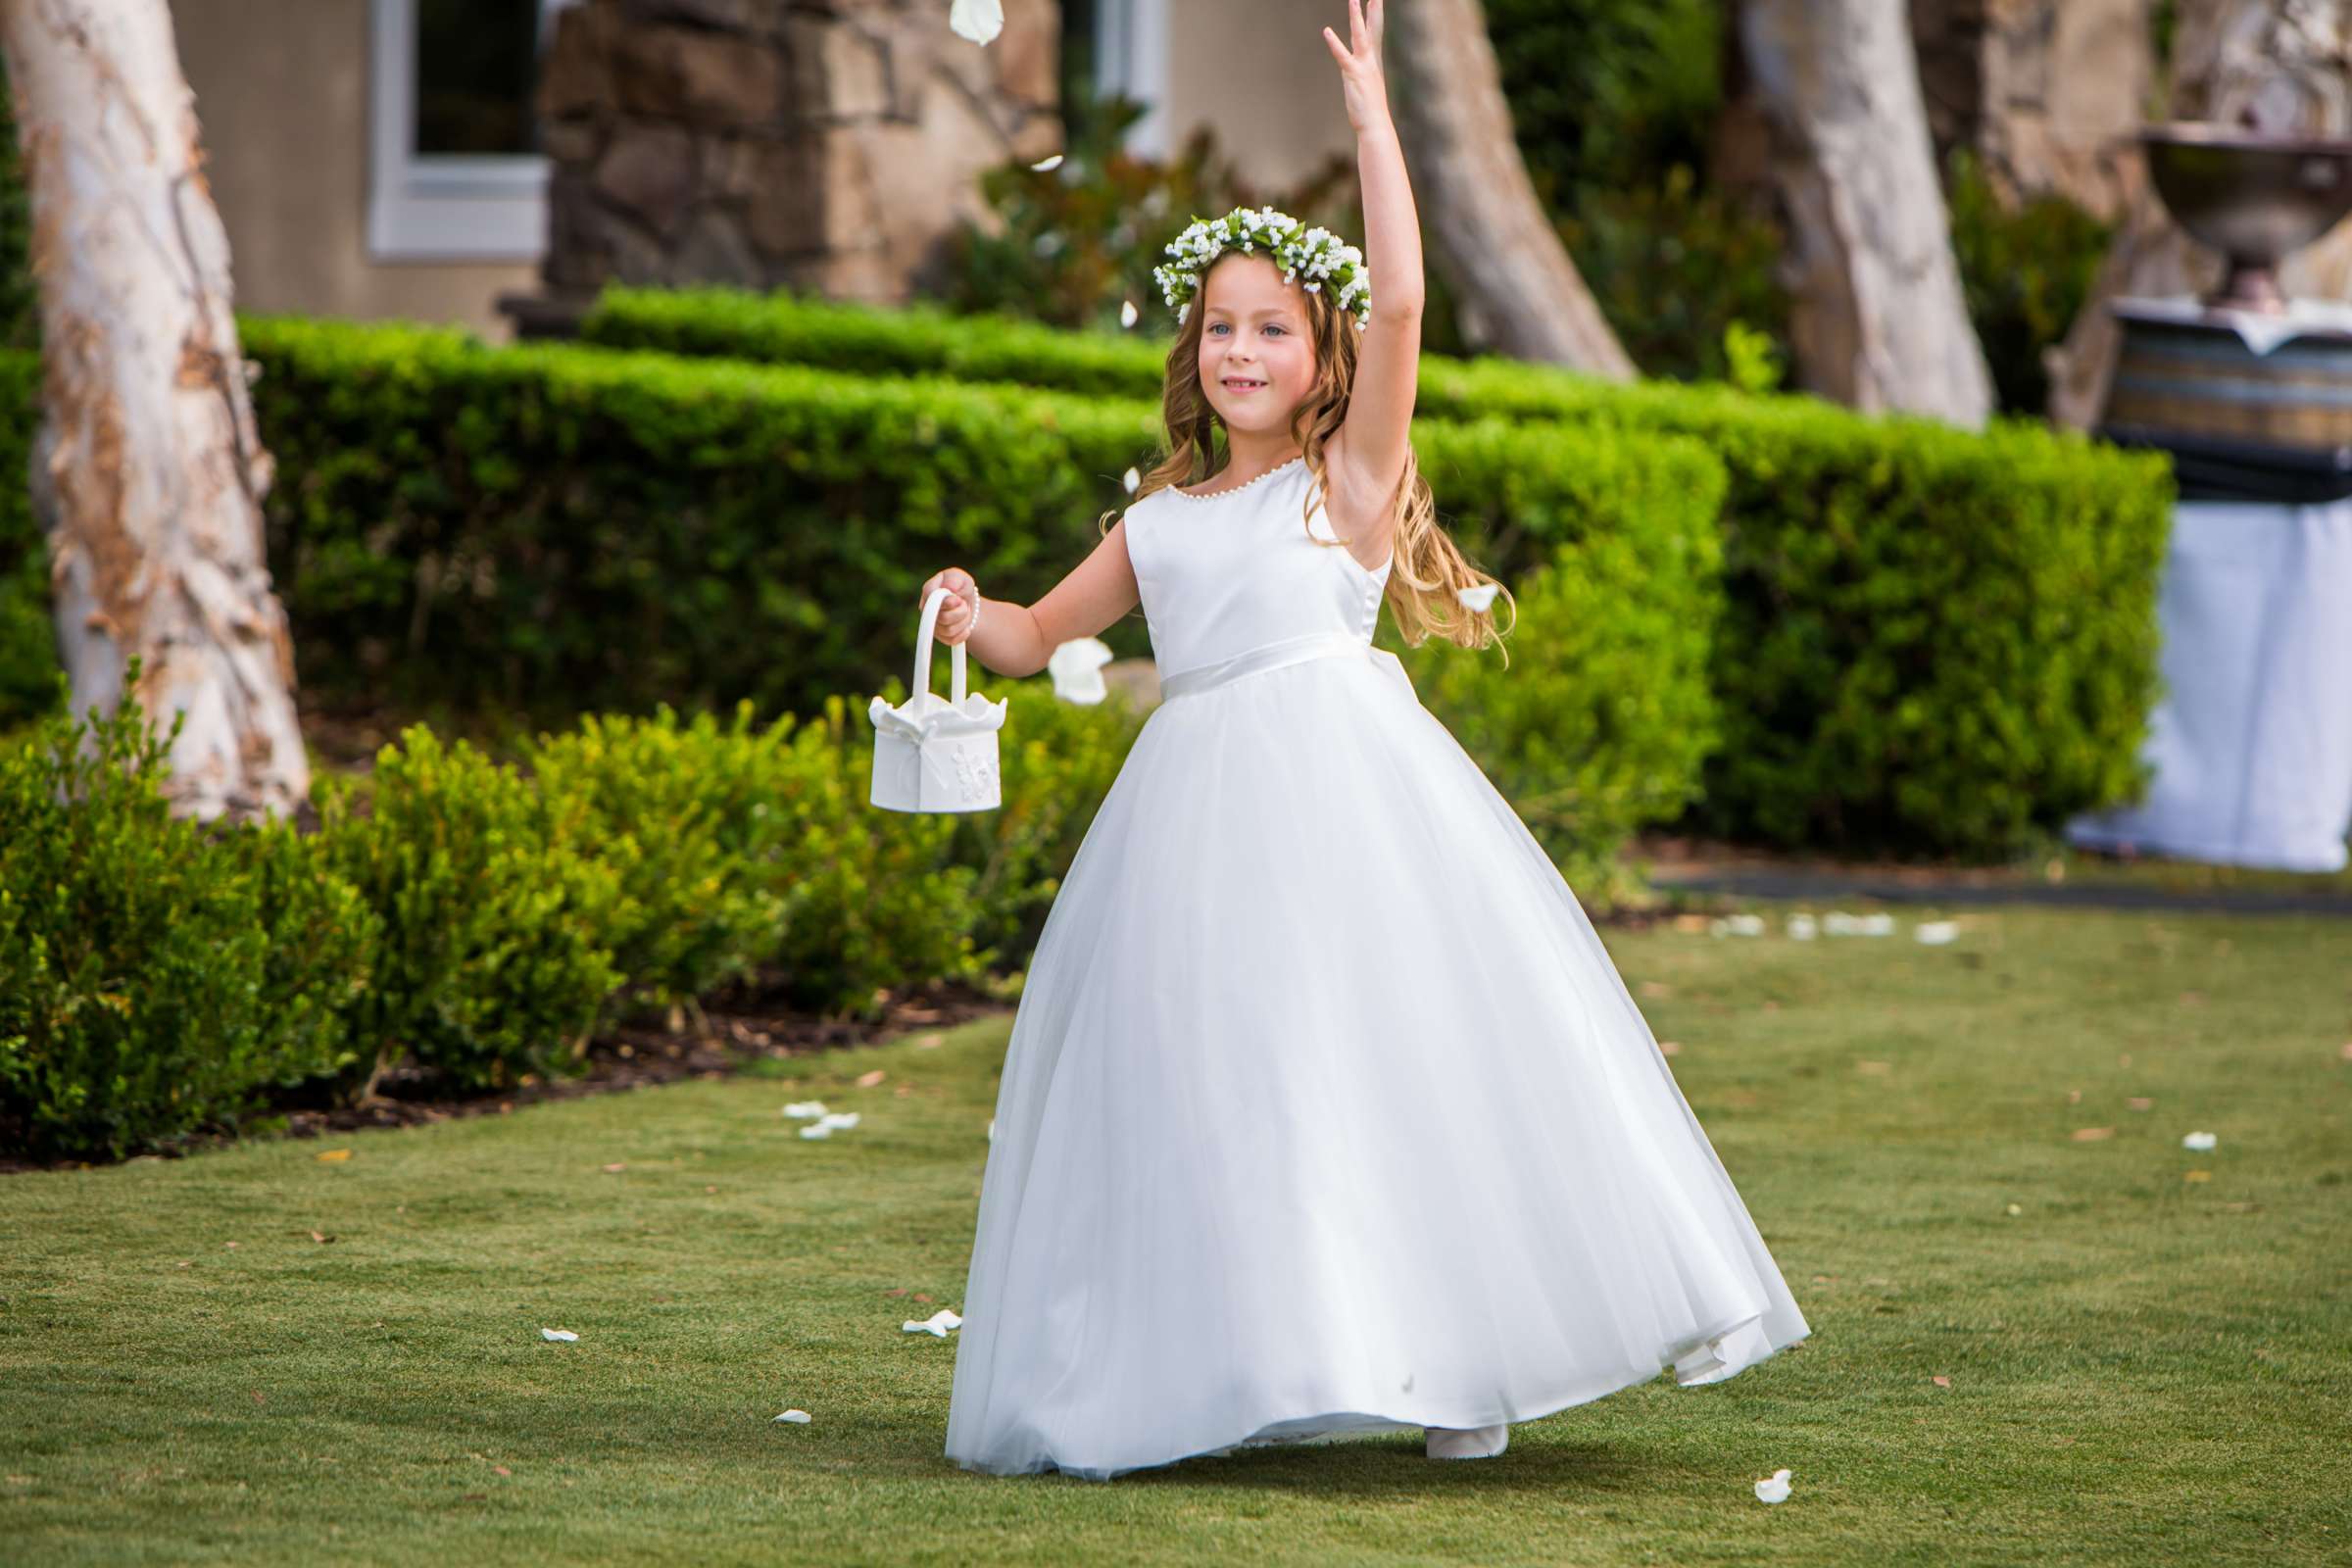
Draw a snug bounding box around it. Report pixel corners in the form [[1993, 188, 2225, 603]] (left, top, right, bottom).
[[1740, 0, 1995, 425], [1387, 0, 1637, 379], [0, 0, 305, 821], [2047, 0, 2352, 430]]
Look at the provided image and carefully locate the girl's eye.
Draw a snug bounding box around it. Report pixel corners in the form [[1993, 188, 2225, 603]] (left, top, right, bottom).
[[1264, 324, 1286, 336], [1207, 323, 1228, 335]]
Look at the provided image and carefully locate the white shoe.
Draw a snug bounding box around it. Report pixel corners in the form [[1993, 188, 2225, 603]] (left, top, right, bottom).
[[1425, 1423, 1508, 1459]]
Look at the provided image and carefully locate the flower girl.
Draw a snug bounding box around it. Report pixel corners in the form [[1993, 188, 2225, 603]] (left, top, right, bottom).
[[919, 0, 1808, 1480]]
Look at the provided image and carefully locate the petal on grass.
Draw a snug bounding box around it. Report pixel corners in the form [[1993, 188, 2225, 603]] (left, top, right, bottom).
[[541, 1329, 578, 1342], [774, 1409, 812, 1424]]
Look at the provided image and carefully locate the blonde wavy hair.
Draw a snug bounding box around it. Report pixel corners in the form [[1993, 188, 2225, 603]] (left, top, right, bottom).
[[1106, 254, 1515, 655]]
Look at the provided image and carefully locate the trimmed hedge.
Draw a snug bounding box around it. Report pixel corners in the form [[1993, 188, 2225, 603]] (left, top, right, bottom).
[[1, 673, 1150, 1161], [0, 686, 376, 1160], [236, 316, 1724, 863], [3, 313, 1720, 872], [579, 286, 2176, 853]]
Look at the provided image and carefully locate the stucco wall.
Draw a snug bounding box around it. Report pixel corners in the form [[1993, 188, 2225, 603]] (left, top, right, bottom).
[[172, 0, 535, 338], [1160, 0, 1356, 195]]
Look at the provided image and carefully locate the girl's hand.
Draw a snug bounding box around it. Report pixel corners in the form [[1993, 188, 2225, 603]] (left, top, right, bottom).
[[919, 567, 982, 646], [1321, 0, 1391, 131]]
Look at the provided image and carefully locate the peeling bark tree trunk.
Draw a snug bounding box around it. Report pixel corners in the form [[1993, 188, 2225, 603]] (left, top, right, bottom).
[[2047, 0, 2352, 430], [1387, 0, 1637, 378], [0, 0, 305, 821], [1740, 0, 1995, 425]]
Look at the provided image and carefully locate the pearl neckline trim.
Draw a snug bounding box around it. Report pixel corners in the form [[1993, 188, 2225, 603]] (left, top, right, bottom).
[[1171, 455, 1305, 502]]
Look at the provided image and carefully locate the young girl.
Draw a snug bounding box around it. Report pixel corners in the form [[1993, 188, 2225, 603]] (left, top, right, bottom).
[[922, 0, 1807, 1480]]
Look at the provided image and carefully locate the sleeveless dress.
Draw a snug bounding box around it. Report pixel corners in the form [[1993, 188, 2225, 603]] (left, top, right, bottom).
[[943, 456, 1809, 1481]]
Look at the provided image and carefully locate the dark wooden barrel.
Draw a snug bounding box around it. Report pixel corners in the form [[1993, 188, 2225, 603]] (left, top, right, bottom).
[[2103, 306, 2352, 450]]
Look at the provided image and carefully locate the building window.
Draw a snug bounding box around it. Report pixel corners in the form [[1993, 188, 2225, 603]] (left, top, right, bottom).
[[367, 0, 576, 262]]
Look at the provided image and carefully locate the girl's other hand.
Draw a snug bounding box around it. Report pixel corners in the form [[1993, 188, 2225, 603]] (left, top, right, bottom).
[[919, 566, 982, 646]]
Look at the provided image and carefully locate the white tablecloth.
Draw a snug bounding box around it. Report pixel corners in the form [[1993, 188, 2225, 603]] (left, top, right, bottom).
[[2067, 497, 2352, 872]]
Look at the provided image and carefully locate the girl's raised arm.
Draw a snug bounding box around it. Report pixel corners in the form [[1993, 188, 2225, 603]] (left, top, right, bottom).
[[1322, 0, 1424, 524]]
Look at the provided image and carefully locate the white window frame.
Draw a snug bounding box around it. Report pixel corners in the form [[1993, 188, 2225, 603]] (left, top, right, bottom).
[[367, 0, 577, 262], [1094, 0, 1171, 160]]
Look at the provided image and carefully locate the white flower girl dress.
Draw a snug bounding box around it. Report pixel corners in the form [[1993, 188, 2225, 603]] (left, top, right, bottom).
[[943, 456, 1809, 1480]]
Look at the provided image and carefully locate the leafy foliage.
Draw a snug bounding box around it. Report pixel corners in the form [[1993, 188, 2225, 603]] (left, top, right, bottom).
[[1946, 149, 2115, 416], [316, 727, 627, 1098], [580, 287, 2174, 855], [0, 680, 374, 1160]]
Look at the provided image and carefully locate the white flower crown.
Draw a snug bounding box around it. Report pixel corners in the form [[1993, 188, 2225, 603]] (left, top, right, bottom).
[[1152, 207, 1372, 330]]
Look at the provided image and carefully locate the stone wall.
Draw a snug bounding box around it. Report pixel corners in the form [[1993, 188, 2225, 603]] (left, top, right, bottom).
[[1910, 0, 2152, 221], [532, 0, 1057, 308]]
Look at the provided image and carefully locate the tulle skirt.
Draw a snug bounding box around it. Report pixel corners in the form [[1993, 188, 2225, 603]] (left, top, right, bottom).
[[943, 638, 1810, 1480]]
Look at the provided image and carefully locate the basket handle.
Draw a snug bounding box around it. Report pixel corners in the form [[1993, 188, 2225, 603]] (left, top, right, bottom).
[[914, 586, 968, 706]]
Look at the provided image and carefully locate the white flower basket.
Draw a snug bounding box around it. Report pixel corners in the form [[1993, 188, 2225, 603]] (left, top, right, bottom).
[[867, 587, 1008, 812]]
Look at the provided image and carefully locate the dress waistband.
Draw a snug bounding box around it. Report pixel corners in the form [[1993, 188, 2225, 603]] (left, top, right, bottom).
[[1156, 631, 1410, 702]]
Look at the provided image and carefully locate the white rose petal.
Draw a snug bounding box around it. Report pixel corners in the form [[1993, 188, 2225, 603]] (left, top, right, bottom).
[[1123, 466, 1142, 494], [1754, 1468, 1792, 1503], [902, 1308, 964, 1337], [2182, 1131, 2218, 1152], [1710, 913, 1766, 938], [1030, 152, 1064, 172], [1047, 636, 1115, 705], [773, 1408, 812, 1424], [1787, 913, 1817, 942], [1857, 912, 1895, 937], [949, 0, 1004, 45], [802, 1111, 860, 1140], [1120, 299, 1140, 328], [986, 1117, 996, 1143], [1456, 583, 1499, 612], [541, 1328, 578, 1342], [1915, 920, 1960, 946], [783, 1101, 828, 1119]]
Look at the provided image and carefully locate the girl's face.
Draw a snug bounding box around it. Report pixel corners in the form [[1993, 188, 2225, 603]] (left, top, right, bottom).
[[1196, 255, 1318, 439]]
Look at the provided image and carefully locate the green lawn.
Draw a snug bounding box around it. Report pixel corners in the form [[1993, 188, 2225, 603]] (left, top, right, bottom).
[[4, 906, 2347, 1567]]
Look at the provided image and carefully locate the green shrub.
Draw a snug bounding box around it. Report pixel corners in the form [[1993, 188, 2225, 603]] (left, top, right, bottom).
[[521, 703, 802, 1011], [941, 673, 1148, 968], [1947, 148, 2114, 417], [232, 314, 1718, 865], [0, 352, 51, 733], [760, 694, 985, 1018], [1397, 420, 1726, 891], [235, 317, 1163, 724], [1453, 382, 2177, 854], [0, 74, 36, 354], [317, 727, 628, 1096], [582, 288, 2172, 855], [1480, 0, 1792, 382], [0, 684, 373, 1161], [520, 700, 998, 1023]]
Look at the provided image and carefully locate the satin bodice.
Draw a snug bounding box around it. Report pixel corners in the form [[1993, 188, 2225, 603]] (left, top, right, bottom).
[[1122, 457, 1394, 684]]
